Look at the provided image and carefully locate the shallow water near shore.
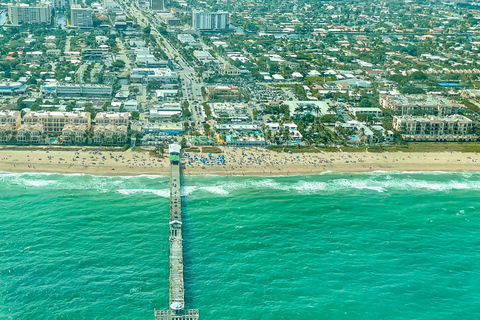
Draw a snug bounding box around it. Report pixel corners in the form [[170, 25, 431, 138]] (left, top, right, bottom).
[[1, 171, 480, 319]]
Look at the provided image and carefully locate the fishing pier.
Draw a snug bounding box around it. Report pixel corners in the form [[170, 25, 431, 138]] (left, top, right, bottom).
[[154, 144, 199, 320]]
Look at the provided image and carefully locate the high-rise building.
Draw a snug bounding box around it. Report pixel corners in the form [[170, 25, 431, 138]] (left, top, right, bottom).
[[192, 9, 229, 32], [71, 5, 93, 28], [8, 3, 52, 25], [151, 0, 164, 11]]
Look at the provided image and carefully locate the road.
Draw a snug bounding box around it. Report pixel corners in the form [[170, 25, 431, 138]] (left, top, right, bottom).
[[117, 0, 205, 123]]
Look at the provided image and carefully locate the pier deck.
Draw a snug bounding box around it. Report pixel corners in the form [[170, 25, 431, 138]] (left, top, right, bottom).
[[155, 153, 199, 320]]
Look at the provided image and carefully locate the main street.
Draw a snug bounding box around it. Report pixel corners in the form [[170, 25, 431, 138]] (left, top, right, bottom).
[[117, 1, 205, 123]]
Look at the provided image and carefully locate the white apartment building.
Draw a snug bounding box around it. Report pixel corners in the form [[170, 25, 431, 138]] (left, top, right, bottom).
[[43, 83, 113, 97], [8, 3, 52, 25], [71, 5, 93, 28], [23, 111, 91, 134], [192, 9, 229, 32]]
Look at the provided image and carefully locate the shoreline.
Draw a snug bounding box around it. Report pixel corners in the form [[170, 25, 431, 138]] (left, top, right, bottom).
[[1, 148, 480, 177]]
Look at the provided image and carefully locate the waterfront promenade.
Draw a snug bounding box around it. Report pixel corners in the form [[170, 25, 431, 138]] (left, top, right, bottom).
[[155, 147, 199, 320]]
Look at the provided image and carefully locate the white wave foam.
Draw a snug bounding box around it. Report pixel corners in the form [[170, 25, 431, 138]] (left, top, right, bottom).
[[198, 186, 229, 195], [20, 179, 56, 187], [117, 189, 170, 197]]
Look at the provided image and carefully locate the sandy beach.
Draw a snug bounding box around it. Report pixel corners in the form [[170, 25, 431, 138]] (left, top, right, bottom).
[[1, 147, 480, 176]]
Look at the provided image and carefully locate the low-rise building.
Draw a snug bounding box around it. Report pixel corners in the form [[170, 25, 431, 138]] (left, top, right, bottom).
[[0, 82, 26, 95], [43, 83, 113, 97], [23, 111, 91, 134], [351, 107, 383, 117], [61, 124, 88, 144], [82, 49, 109, 61], [380, 94, 462, 116], [393, 115, 476, 141], [93, 124, 128, 145], [17, 123, 45, 144], [150, 103, 182, 118], [95, 112, 130, 126], [0, 111, 21, 129], [131, 68, 178, 83], [210, 103, 249, 122]]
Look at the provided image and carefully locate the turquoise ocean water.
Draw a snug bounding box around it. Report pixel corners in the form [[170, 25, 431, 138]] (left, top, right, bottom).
[[1, 171, 480, 320]]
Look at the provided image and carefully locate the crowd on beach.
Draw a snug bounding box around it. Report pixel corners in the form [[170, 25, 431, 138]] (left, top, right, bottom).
[[0, 147, 480, 176]]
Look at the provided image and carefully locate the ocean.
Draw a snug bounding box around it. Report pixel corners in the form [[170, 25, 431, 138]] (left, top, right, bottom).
[[1, 171, 480, 320]]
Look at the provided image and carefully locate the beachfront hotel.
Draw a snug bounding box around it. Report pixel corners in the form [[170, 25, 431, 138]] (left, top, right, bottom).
[[23, 111, 91, 134], [393, 115, 476, 141], [379, 94, 463, 116]]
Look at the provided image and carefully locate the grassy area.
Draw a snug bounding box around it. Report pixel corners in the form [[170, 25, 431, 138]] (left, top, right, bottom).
[[0, 146, 128, 152], [367, 143, 480, 153], [266, 145, 340, 153], [184, 147, 201, 153], [201, 146, 223, 154], [267, 143, 480, 153]]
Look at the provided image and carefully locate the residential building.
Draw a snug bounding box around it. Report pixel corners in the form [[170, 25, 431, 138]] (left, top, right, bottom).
[[393, 115, 476, 141], [8, 3, 52, 25], [61, 124, 88, 144], [43, 83, 113, 97], [71, 5, 93, 28], [23, 111, 91, 134], [192, 9, 229, 32], [151, 0, 164, 10], [379, 94, 462, 116], [0, 111, 21, 129], [93, 124, 128, 145], [82, 49, 109, 60], [17, 123, 45, 144], [95, 112, 130, 126]]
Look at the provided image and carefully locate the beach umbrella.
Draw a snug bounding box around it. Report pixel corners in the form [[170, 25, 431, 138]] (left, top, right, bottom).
[[288, 150, 292, 154]]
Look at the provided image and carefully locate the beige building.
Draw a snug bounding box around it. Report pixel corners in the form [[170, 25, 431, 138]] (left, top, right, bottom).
[[95, 112, 130, 126], [17, 123, 45, 144], [0, 111, 22, 143], [393, 115, 476, 142], [0, 110, 21, 129], [379, 94, 462, 116], [23, 111, 91, 134], [61, 124, 89, 144], [93, 124, 128, 145]]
